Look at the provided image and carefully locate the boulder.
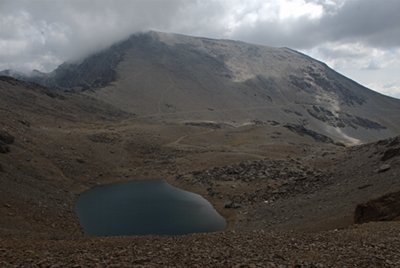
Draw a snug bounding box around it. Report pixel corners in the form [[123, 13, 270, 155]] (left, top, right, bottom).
[[0, 143, 10, 153], [355, 191, 400, 224], [0, 130, 14, 144], [381, 148, 400, 161], [0, 130, 14, 154], [376, 164, 391, 173], [224, 201, 242, 209]]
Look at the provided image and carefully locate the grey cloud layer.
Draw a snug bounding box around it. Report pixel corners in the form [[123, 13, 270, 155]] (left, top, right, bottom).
[[0, 0, 399, 98], [1, 0, 399, 70], [0, 0, 190, 70], [231, 0, 400, 48]]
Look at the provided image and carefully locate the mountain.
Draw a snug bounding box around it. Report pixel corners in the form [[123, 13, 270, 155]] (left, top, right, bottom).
[[4, 31, 400, 144], [2, 34, 400, 266], [1, 75, 400, 265]]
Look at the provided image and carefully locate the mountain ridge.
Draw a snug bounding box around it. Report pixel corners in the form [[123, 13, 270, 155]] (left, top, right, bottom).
[[2, 31, 400, 144], [2, 32, 400, 267]]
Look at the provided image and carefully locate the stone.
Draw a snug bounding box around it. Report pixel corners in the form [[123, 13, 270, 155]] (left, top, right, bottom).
[[377, 164, 391, 173], [0, 130, 14, 154], [0, 144, 10, 154], [355, 191, 400, 223], [18, 119, 31, 127], [224, 201, 241, 209], [381, 148, 400, 161], [76, 158, 85, 164], [0, 130, 14, 145]]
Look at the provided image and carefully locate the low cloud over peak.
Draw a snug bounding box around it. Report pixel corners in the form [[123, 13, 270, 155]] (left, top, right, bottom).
[[1, 0, 399, 98]]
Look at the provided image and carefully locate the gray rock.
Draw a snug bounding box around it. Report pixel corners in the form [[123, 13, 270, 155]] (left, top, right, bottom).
[[224, 201, 242, 209], [0, 144, 10, 154], [377, 164, 391, 173], [0, 130, 15, 144]]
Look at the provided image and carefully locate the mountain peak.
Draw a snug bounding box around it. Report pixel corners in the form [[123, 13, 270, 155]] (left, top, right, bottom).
[[2, 31, 400, 143]]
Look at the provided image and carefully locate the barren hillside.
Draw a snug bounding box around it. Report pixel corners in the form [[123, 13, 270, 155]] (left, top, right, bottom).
[[1, 32, 400, 266], [16, 31, 400, 144]]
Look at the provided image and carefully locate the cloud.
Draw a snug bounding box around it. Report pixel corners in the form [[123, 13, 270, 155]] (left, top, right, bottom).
[[365, 60, 381, 70], [227, 0, 400, 49], [368, 82, 400, 99], [303, 42, 396, 70], [1, 0, 400, 71], [0, 0, 399, 98], [0, 0, 189, 71], [319, 0, 400, 48]]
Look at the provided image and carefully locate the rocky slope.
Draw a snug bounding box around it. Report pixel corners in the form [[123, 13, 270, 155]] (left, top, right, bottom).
[[2, 222, 400, 267], [9, 31, 400, 144], [1, 75, 400, 266], [2, 31, 400, 266]]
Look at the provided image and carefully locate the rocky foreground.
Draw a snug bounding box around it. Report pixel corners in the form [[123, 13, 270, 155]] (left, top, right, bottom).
[[2, 76, 400, 267], [2, 122, 400, 267], [1, 222, 400, 267]]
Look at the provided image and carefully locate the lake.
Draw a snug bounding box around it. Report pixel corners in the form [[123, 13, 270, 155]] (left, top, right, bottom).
[[75, 180, 226, 236]]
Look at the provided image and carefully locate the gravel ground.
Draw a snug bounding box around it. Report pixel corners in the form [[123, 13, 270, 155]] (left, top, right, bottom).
[[1, 222, 400, 267], [2, 78, 400, 267]]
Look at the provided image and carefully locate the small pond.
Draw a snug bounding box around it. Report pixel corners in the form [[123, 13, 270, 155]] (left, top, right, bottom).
[[75, 180, 226, 236]]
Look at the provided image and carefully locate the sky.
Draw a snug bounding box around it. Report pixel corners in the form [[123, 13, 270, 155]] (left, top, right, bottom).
[[1, 0, 400, 98]]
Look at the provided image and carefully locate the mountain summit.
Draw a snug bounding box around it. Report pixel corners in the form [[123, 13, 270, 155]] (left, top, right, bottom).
[[6, 31, 400, 144]]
